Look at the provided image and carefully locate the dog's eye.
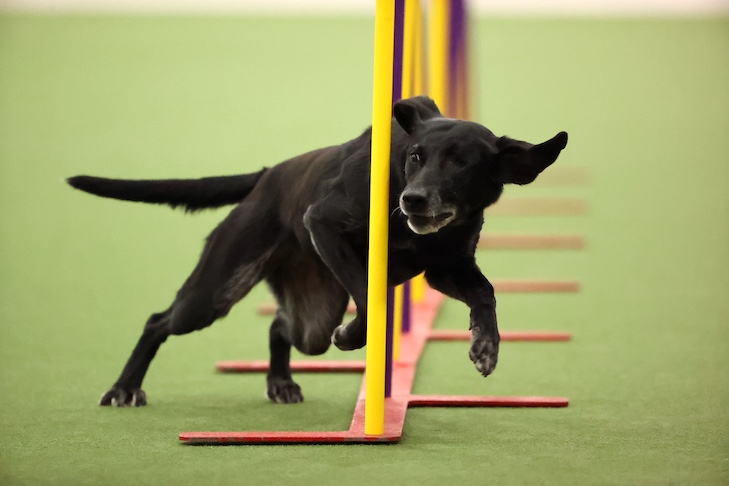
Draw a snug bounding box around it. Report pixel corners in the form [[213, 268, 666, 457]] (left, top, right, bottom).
[[410, 152, 421, 163]]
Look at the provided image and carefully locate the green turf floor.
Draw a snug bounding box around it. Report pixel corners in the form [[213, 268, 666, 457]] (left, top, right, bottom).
[[1, 13, 728, 486]]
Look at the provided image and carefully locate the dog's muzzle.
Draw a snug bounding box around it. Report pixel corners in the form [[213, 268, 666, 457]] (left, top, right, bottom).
[[399, 189, 456, 235]]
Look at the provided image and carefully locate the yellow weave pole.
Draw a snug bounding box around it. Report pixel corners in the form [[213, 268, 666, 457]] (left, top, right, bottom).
[[428, 0, 450, 114], [391, 0, 420, 358], [365, 0, 395, 437], [411, 273, 426, 302], [402, 0, 419, 98], [401, 0, 429, 306], [412, 0, 452, 306]]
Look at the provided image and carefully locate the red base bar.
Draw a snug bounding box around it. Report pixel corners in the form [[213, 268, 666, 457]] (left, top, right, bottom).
[[492, 279, 580, 293], [179, 394, 568, 444], [180, 430, 399, 445], [180, 396, 408, 445], [216, 360, 366, 373], [428, 329, 572, 342], [486, 197, 588, 216], [181, 289, 570, 445], [180, 431, 355, 445], [478, 234, 585, 250], [408, 395, 569, 408]]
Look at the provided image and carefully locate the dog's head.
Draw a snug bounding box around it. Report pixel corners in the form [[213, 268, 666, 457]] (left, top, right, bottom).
[[394, 96, 568, 235]]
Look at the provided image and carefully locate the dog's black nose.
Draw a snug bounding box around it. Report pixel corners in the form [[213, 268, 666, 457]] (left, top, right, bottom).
[[400, 189, 429, 213]]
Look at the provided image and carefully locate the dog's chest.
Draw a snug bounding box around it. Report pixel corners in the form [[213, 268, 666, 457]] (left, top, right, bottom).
[[387, 235, 434, 285]]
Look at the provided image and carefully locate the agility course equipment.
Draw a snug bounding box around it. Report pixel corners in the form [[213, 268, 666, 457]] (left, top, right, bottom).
[[180, 0, 581, 445], [181, 289, 568, 445], [362, 0, 397, 435]]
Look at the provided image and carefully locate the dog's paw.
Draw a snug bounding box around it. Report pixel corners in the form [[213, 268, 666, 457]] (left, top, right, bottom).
[[469, 330, 499, 377], [99, 387, 147, 407], [266, 377, 304, 404], [331, 321, 366, 351]]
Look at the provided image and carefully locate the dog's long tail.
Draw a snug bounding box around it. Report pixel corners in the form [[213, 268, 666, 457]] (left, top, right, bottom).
[[66, 169, 267, 212]]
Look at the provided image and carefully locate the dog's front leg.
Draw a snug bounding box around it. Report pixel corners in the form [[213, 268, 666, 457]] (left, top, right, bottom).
[[303, 204, 368, 351], [425, 260, 500, 377]]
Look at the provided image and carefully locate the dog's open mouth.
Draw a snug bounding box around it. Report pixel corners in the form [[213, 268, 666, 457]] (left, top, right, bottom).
[[405, 211, 456, 235]]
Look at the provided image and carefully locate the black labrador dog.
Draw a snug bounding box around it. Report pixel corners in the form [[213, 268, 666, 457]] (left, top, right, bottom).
[[68, 96, 568, 406]]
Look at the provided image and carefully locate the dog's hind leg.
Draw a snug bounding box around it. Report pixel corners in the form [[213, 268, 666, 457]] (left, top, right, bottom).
[[99, 309, 172, 406], [100, 202, 279, 407], [266, 311, 302, 403], [99, 292, 226, 407], [303, 202, 369, 351], [264, 257, 349, 403]]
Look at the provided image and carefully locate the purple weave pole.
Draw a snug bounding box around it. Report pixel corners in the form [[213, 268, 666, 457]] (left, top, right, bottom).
[[399, 0, 411, 334], [385, 0, 405, 399], [448, 0, 467, 118], [401, 281, 411, 333], [392, 0, 404, 107]]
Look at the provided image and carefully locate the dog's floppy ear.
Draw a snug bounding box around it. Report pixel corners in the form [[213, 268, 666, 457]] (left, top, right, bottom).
[[495, 132, 568, 185], [394, 96, 443, 134]]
